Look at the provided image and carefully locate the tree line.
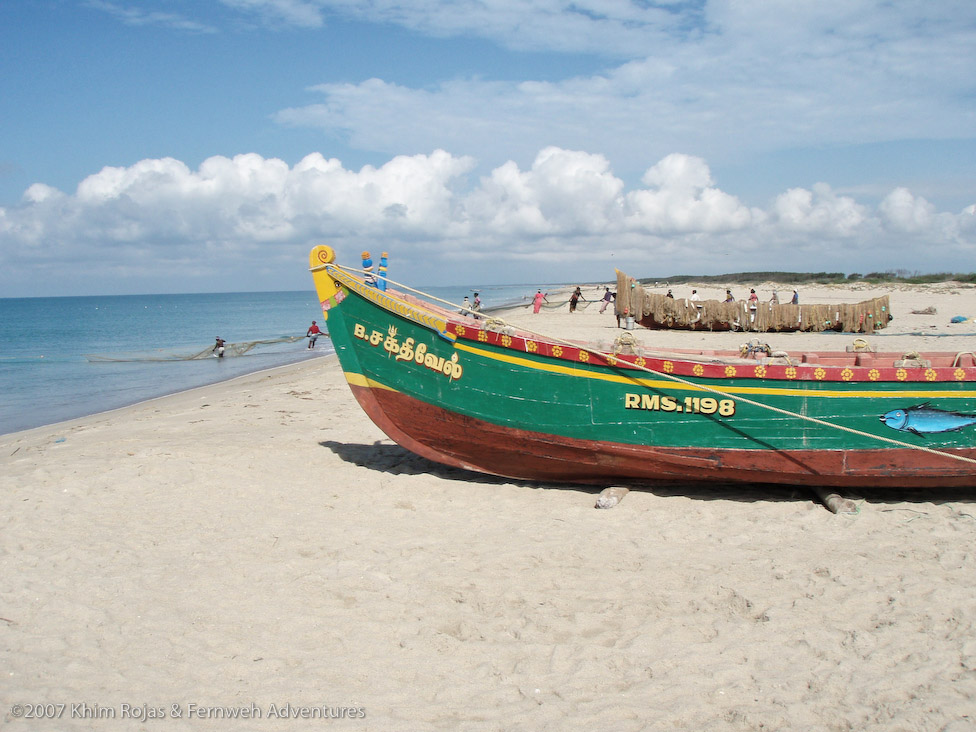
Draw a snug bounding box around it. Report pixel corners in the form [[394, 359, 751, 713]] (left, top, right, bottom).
[[638, 271, 976, 286]]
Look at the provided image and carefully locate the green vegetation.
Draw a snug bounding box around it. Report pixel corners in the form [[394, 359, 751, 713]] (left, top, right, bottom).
[[638, 271, 976, 286], [861, 272, 976, 284]]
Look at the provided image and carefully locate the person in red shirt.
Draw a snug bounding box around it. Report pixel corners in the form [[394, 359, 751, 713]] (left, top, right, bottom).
[[306, 321, 321, 349]]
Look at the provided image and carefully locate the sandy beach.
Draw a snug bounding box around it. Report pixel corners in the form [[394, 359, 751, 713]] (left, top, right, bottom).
[[2, 280, 975, 731]]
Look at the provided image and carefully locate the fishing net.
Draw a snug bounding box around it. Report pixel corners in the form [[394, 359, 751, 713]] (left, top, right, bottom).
[[86, 336, 308, 362], [538, 297, 593, 311]]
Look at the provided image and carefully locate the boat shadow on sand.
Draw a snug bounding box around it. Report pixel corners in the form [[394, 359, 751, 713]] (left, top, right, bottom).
[[319, 440, 975, 507]]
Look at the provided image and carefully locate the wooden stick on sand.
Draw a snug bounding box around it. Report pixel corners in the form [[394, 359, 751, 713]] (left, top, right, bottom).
[[811, 487, 858, 514]]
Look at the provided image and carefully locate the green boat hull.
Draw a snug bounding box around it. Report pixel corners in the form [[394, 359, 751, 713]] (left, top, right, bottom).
[[309, 246, 976, 488]]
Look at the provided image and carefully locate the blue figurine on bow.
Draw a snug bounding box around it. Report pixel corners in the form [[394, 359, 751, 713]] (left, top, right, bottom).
[[377, 252, 388, 291]]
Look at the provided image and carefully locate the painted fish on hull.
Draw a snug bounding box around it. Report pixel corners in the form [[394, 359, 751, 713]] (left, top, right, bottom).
[[881, 403, 976, 435]]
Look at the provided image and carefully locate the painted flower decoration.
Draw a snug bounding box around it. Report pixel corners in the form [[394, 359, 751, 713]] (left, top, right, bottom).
[[924, 368, 937, 382], [841, 368, 854, 381], [868, 369, 880, 381], [663, 361, 674, 373], [814, 367, 826, 380], [896, 368, 907, 381], [526, 340, 538, 352], [725, 365, 737, 377], [455, 325, 466, 337], [552, 345, 563, 358], [955, 368, 966, 381], [692, 364, 704, 377], [477, 330, 488, 342], [754, 365, 766, 378], [635, 357, 646, 368], [501, 335, 512, 347], [579, 351, 590, 362], [606, 355, 617, 366], [785, 367, 797, 379]]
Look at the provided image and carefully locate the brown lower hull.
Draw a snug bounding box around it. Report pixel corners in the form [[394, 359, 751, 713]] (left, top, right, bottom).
[[348, 384, 976, 489]]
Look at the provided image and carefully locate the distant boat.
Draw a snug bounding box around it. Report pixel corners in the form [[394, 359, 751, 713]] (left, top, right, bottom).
[[309, 246, 976, 489]]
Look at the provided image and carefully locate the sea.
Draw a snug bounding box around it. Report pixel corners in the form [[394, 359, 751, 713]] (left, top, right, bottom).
[[0, 284, 536, 436]]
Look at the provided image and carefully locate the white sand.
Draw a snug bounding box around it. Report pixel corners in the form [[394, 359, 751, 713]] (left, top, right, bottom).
[[2, 281, 975, 730]]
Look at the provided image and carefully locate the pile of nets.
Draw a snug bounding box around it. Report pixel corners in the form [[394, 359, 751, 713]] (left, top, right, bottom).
[[615, 271, 891, 333]]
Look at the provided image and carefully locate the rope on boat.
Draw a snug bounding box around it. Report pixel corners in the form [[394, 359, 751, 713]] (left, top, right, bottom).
[[330, 264, 976, 467]]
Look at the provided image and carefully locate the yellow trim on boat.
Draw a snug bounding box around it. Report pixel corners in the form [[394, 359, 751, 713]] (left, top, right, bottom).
[[345, 371, 397, 391], [453, 341, 970, 400], [325, 262, 971, 402]]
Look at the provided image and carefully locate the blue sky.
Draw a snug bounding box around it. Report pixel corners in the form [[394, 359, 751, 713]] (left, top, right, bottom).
[[1, 0, 974, 296]]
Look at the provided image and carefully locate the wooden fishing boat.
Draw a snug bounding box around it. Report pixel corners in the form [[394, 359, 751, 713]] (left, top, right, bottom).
[[309, 246, 976, 488]]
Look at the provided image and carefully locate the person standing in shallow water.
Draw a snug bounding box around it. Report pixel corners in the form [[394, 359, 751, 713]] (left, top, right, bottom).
[[213, 337, 226, 358], [306, 321, 321, 349]]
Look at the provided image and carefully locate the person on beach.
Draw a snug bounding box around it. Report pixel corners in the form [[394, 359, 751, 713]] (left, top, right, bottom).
[[306, 321, 321, 349], [599, 287, 614, 314], [791, 289, 799, 305], [472, 292, 482, 319], [748, 288, 759, 322], [461, 296, 473, 316], [690, 289, 702, 309], [666, 289, 674, 299], [569, 286, 585, 313], [725, 290, 735, 303], [532, 290, 548, 314], [769, 290, 780, 305], [213, 337, 226, 358]]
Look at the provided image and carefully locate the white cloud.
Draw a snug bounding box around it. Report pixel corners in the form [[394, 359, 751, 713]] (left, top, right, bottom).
[[218, 0, 325, 28], [268, 1, 976, 171], [877, 188, 974, 253], [86, 0, 218, 33], [772, 183, 867, 236], [23, 184, 64, 205], [221, 0, 695, 52], [463, 148, 625, 238], [1, 148, 973, 295], [879, 187, 936, 233], [625, 154, 757, 233]]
